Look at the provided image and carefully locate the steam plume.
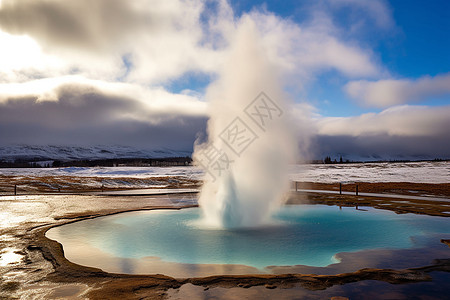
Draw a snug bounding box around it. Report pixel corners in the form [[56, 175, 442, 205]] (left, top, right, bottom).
[[193, 17, 297, 228]]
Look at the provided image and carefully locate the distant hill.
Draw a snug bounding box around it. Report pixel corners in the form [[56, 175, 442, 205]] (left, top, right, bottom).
[[0, 145, 192, 166], [314, 152, 441, 163]]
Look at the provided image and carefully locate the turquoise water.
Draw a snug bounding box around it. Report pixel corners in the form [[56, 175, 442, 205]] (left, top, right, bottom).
[[47, 205, 449, 272]]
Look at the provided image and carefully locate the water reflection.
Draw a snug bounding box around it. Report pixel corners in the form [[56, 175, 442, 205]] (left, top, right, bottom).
[[167, 272, 450, 300]]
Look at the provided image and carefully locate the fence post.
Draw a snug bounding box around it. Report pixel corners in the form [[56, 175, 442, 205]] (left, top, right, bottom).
[[339, 183, 342, 195], [295, 181, 298, 192], [14, 184, 17, 195], [356, 185, 358, 196]]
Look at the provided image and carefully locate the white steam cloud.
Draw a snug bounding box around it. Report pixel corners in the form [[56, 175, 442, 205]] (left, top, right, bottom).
[[193, 17, 298, 229]]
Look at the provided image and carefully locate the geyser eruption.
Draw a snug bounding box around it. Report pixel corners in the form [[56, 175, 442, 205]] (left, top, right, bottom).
[[194, 17, 297, 228]]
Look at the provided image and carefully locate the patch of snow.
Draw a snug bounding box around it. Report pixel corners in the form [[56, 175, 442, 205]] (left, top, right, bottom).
[[0, 248, 22, 266], [0, 166, 203, 179], [0, 161, 448, 184]]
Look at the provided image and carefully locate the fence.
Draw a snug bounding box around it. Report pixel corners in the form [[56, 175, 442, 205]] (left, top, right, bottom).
[[292, 181, 360, 196]]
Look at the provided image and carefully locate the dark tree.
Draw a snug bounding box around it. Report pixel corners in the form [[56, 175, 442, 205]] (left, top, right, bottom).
[[324, 156, 332, 164]]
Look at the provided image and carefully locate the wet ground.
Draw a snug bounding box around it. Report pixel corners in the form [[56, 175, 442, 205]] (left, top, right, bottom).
[[0, 184, 449, 299], [0, 194, 171, 298]]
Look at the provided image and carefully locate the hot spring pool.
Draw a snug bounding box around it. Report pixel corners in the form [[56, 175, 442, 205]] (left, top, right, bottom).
[[46, 205, 449, 277]]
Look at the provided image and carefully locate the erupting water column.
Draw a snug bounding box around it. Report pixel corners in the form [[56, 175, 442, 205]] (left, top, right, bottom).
[[193, 17, 298, 229]]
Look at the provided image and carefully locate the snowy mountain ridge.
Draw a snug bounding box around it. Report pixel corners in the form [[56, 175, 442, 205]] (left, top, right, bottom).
[[0, 145, 444, 164], [0, 145, 192, 162]]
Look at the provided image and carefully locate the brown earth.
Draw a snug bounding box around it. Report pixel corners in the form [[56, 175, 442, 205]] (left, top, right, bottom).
[[0, 175, 201, 195], [294, 181, 450, 198], [1, 175, 448, 198]]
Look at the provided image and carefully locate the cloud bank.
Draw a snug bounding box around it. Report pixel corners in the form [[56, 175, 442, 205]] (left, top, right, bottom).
[[1, 80, 447, 159], [314, 105, 450, 160], [317, 105, 450, 137], [345, 73, 450, 107], [0, 78, 207, 150]]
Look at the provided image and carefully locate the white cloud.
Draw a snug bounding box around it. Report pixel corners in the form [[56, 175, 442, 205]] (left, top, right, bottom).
[[0, 0, 227, 84], [248, 10, 381, 82], [344, 73, 450, 107], [0, 31, 68, 83], [329, 0, 394, 30], [316, 105, 450, 137], [0, 0, 384, 87]]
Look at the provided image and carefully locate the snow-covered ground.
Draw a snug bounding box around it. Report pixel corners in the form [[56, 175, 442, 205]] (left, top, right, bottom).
[[0, 161, 448, 183], [0, 166, 201, 178], [289, 161, 449, 183]]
